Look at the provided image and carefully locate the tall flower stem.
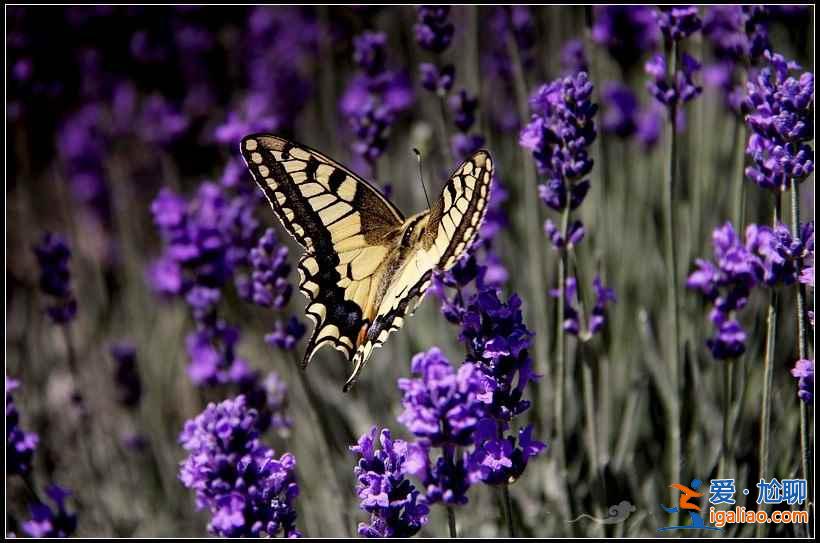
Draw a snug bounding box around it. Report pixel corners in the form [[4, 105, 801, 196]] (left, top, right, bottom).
[[505, 28, 550, 431], [556, 197, 574, 529], [790, 178, 812, 537], [756, 194, 781, 537], [447, 506, 457, 538], [718, 359, 734, 479], [663, 38, 682, 526], [501, 484, 515, 537]]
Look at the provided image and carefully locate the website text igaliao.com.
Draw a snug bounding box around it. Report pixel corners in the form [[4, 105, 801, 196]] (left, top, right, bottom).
[[709, 507, 810, 528]]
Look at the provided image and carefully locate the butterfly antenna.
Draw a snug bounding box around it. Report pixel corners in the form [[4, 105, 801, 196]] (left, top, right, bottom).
[[413, 148, 432, 210]]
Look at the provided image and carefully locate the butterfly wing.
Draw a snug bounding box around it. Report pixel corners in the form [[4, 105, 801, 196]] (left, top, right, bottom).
[[241, 134, 404, 366], [343, 150, 494, 390]]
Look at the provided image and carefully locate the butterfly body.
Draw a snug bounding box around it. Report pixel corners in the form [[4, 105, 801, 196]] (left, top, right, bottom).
[[241, 134, 492, 391]]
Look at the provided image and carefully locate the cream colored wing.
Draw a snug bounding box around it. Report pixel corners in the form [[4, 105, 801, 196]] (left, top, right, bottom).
[[241, 134, 403, 366], [343, 150, 494, 391]]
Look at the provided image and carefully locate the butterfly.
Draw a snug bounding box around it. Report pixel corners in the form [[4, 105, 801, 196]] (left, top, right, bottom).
[[240, 134, 493, 391]]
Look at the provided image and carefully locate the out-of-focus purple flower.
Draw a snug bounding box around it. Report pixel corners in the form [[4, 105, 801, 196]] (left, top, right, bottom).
[[21, 485, 77, 538], [451, 133, 485, 162], [468, 419, 545, 486], [656, 6, 702, 42], [645, 52, 703, 115], [592, 6, 660, 70], [185, 321, 250, 387], [449, 89, 479, 132], [33, 232, 77, 324], [589, 274, 616, 335], [601, 82, 638, 138], [414, 6, 454, 53], [636, 105, 663, 148], [550, 277, 581, 336], [178, 395, 300, 537], [351, 427, 429, 538], [149, 182, 260, 300], [354, 31, 387, 76], [791, 358, 814, 403], [6, 376, 39, 476], [560, 39, 588, 75], [341, 48, 414, 166], [398, 348, 487, 447], [246, 228, 293, 310], [136, 94, 189, 146], [419, 62, 454, 95], [544, 219, 585, 250], [238, 371, 293, 435], [744, 52, 815, 191], [264, 317, 306, 352], [110, 342, 142, 408]]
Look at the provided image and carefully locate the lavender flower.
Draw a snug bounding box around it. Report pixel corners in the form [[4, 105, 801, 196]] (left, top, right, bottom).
[[414, 6, 454, 53], [33, 232, 77, 324], [656, 6, 702, 42], [592, 6, 660, 71], [398, 348, 487, 447], [245, 228, 293, 310], [110, 342, 142, 408], [687, 223, 760, 359], [179, 395, 300, 537], [341, 32, 413, 167], [405, 442, 471, 506], [265, 317, 306, 352], [351, 427, 429, 537], [458, 289, 537, 421], [560, 39, 588, 75], [744, 52, 814, 191], [468, 420, 545, 486], [21, 485, 77, 538], [791, 359, 814, 403], [601, 82, 639, 138], [550, 277, 581, 336], [185, 320, 249, 387], [419, 62, 454, 95], [521, 72, 597, 184], [6, 376, 39, 476], [645, 52, 703, 116], [590, 275, 617, 335]]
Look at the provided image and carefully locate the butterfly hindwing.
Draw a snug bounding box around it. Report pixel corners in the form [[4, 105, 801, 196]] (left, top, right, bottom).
[[241, 134, 403, 365], [343, 150, 494, 390]]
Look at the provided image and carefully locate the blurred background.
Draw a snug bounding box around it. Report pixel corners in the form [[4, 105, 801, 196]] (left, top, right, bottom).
[[5, 5, 815, 537]]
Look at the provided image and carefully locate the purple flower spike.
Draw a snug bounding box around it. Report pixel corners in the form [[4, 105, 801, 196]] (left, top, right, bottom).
[[791, 359, 814, 403], [33, 232, 77, 324], [414, 6, 454, 53], [398, 348, 487, 447], [468, 420, 546, 486], [6, 376, 39, 476], [179, 395, 301, 537], [351, 427, 429, 537], [744, 51, 815, 191], [592, 6, 660, 70], [21, 485, 77, 538], [656, 6, 702, 42]]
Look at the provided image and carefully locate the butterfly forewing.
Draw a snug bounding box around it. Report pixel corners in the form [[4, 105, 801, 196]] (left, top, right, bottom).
[[343, 150, 494, 391], [241, 134, 403, 366]]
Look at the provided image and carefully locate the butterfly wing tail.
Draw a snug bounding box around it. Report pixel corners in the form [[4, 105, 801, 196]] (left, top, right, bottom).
[[343, 346, 372, 392]]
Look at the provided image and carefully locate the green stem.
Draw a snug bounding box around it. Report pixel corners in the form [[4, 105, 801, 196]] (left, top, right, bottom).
[[447, 506, 457, 538], [790, 178, 813, 538], [756, 194, 781, 537], [556, 198, 573, 527], [663, 39, 682, 527]]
